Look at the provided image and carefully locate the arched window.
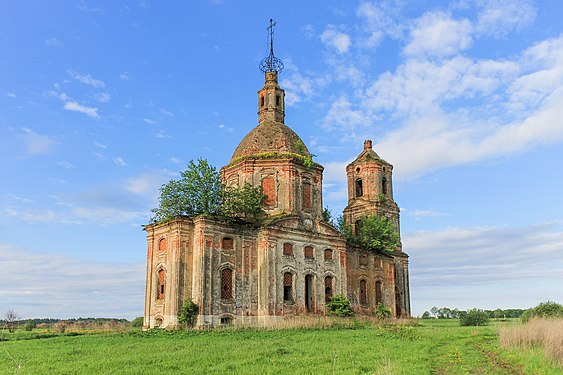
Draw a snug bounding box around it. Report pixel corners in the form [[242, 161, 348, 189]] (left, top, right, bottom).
[[283, 242, 294, 256], [157, 269, 165, 300], [359, 254, 368, 267], [260, 96, 265, 107], [222, 237, 234, 250], [359, 279, 367, 305], [382, 177, 388, 195], [355, 220, 362, 236], [276, 95, 281, 106], [261, 177, 276, 207], [304, 245, 314, 259], [221, 268, 233, 300], [355, 178, 363, 197], [302, 181, 312, 211], [324, 248, 333, 261], [283, 272, 293, 302], [158, 238, 167, 252], [375, 281, 383, 305], [324, 276, 333, 303]]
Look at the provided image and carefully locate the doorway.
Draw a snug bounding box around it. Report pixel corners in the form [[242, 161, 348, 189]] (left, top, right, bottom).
[[305, 274, 314, 312]]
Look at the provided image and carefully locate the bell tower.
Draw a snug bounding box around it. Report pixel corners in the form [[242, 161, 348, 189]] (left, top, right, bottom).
[[342, 140, 401, 247], [258, 19, 285, 124]]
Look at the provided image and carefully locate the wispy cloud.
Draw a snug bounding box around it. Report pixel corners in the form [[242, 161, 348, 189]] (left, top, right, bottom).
[[20, 128, 57, 156], [143, 118, 157, 125], [64, 101, 100, 118], [0, 244, 144, 319], [7, 92, 16, 98], [68, 70, 105, 88], [119, 73, 130, 81], [94, 92, 111, 102], [45, 37, 64, 48], [476, 0, 536, 38], [113, 157, 128, 166], [93, 140, 106, 149], [320, 25, 352, 54]]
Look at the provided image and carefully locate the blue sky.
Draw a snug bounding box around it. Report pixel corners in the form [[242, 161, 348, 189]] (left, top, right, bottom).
[[1, 0, 562, 319]]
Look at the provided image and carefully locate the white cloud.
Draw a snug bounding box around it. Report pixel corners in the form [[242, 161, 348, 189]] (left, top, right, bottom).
[[95, 92, 111, 102], [63, 101, 100, 118], [21, 128, 57, 156], [407, 222, 563, 313], [404, 209, 446, 219], [155, 130, 169, 138], [218, 123, 234, 132], [161, 108, 174, 116], [356, 1, 404, 48], [144, 118, 157, 125], [404, 11, 473, 58], [323, 96, 372, 132], [476, 0, 536, 38], [57, 160, 75, 169], [67, 70, 105, 88], [93, 140, 106, 149], [113, 157, 128, 166], [126, 170, 174, 196], [7, 92, 16, 98], [320, 25, 352, 54], [119, 73, 130, 81], [0, 244, 144, 319]]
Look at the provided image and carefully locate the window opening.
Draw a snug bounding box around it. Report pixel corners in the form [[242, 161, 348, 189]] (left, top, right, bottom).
[[359, 254, 368, 267], [220, 317, 232, 325], [276, 95, 281, 106], [222, 237, 233, 250], [261, 177, 276, 207], [382, 177, 388, 195], [157, 269, 165, 300], [304, 245, 314, 259], [324, 248, 333, 261], [283, 272, 293, 302], [158, 238, 167, 252], [359, 279, 367, 305], [305, 274, 314, 312], [221, 268, 233, 300], [324, 276, 333, 304], [375, 281, 383, 305], [283, 242, 294, 256], [302, 182, 312, 211], [260, 96, 265, 107], [355, 178, 363, 197]]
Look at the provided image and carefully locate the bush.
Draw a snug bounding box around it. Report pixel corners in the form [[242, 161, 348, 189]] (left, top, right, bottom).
[[373, 303, 392, 319], [521, 301, 563, 322], [327, 294, 354, 317], [24, 321, 36, 331], [130, 316, 144, 328], [460, 309, 489, 326], [178, 299, 199, 328]]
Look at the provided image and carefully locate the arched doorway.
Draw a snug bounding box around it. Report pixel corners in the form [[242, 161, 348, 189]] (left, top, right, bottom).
[[305, 274, 314, 312]]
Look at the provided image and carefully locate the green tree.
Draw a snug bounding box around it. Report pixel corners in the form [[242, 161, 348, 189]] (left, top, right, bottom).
[[178, 299, 199, 329], [521, 301, 563, 322], [326, 294, 354, 317], [460, 309, 489, 326], [130, 316, 144, 328], [421, 311, 431, 319], [221, 182, 264, 221], [344, 215, 400, 253], [151, 159, 223, 222], [322, 206, 332, 223]]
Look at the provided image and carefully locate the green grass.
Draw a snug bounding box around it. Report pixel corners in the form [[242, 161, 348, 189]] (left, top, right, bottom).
[[1, 320, 561, 374]]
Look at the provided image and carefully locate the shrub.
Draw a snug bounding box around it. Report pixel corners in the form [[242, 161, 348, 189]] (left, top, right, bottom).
[[178, 299, 199, 328], [521, 301, 563, 323], [460, 309, 489, 326], [24, 321, 36, 331], [373, 303, 392, 319], [327, 294, 354, 317], [131, 316, 144, 328]]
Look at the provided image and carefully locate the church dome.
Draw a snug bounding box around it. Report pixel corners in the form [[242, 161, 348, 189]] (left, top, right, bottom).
[[230, 120, 311, 162]]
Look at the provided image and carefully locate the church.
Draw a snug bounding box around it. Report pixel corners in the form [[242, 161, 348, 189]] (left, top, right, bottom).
[[142, 25, 410, 329]]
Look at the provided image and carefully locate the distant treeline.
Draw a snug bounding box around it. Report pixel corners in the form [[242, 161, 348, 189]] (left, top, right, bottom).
[[0, 317, 130, 325], [422, 307, 525, 319]]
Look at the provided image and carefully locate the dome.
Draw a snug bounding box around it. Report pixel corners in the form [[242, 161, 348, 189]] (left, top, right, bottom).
[[230, 120, 311, 162]]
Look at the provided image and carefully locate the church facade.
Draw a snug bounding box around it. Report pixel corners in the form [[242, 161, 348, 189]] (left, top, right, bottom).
[[142, 68, 410, 329]]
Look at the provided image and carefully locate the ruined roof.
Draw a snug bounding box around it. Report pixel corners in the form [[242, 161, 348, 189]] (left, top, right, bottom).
[[230, 120, 311, 162], [348, 140, 390, 166]]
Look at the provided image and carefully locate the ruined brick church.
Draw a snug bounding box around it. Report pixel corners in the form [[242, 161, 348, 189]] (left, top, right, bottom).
[[143, 26, 410, 329]]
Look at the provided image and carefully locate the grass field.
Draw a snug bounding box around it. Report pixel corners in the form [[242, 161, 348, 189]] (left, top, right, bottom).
[[1, 319, 562, 374]]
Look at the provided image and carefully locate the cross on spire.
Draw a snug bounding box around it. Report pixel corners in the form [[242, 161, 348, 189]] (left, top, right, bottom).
[[259, 19, 284, 74]]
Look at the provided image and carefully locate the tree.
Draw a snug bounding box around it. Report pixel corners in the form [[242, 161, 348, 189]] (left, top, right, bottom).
[[178, 299, 199, 329], [130, 316, 144, 328], [4, 309, 20, 333], [151, 159, 223, 222], [326, 294, 354, 317], [460, 309, 489, 326], [421, 311, 431, 319], [322, 206, 332, 223], [221, 182, 264, 221], [521, 301, 563, 322], [344, 214, 400, 253]]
